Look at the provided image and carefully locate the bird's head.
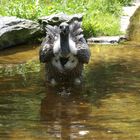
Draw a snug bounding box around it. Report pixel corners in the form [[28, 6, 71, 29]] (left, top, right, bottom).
[[59, 22, 69, 35]]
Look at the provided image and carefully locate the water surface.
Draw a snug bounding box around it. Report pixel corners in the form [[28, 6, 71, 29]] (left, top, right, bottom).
[[0, 44, 140, 140]]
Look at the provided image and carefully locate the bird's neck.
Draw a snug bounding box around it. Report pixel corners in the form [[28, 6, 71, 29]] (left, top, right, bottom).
[[60, 33, 70, 57]]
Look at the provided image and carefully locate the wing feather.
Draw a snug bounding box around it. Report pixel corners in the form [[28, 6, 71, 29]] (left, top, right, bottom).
[[39, 25, 60, 62], [70, 21, 90, 64]]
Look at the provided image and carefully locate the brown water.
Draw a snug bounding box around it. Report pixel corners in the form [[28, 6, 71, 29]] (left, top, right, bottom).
[[0, 44, 140, 140]]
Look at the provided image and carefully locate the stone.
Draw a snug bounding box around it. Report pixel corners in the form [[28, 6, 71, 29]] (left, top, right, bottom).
[[87, 36, 127, 44], [38, 13, 83, 31], [126, 6, 140, 42], [0, 16, 43, 49]]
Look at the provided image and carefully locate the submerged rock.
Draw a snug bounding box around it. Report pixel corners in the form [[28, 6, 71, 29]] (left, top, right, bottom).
[[38, 13, 83, 30], [0, 16, 43, 50], [127, 6, 140, 42]]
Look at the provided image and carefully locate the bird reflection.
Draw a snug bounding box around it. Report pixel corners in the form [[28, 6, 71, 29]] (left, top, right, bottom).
[[40, 85, 91, 139]]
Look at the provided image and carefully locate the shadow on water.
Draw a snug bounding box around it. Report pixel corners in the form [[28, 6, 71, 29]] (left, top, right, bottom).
[[0, 45, 140, 140], [85, 60, 140, 106], [0, 44, 39, 64]]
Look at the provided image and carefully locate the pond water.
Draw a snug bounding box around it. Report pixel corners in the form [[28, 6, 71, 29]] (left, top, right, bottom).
[[0, 44, 140, 140]]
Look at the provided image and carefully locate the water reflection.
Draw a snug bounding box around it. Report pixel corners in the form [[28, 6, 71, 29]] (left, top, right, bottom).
[[41, 86, 91, 139]]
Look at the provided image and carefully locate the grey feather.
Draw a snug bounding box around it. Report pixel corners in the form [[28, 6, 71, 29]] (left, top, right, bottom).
[[69, 21, 90, 63], [40, 25, 60, 63], [45, 25, 60, 42]]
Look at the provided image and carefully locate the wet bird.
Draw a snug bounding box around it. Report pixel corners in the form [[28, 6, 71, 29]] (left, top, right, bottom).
[[39, 21, 90, 85]]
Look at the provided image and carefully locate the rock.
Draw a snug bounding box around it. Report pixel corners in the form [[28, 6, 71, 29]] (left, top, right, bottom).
[[126, 6, 140, 42], [0, 16, 43, 50], [87, 36, 127, 44], [38, 13, 83, 30], [120, 4, 140, 32]]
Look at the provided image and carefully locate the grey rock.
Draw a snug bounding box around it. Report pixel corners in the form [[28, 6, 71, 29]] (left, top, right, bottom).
[[120, 4, 139, 32], [38, 13, 83, 30], [126, 6, 140, 42], [87, 36, 127, 44], [0, 16, 43, 49]]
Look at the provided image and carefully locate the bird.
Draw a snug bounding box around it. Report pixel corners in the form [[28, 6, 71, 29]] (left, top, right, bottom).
[[39, 21, 90, 86]]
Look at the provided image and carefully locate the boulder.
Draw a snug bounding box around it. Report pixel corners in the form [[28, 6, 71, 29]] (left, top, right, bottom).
[[126, 6, 140, 42], [0, 16, 43, 49], [38, 13, 83, 30]]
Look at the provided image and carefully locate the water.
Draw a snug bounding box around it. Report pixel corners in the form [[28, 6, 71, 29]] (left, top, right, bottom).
[[0, 44, 140, 140]]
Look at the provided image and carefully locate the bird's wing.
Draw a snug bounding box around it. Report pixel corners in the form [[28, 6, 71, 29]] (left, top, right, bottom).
[[70, 21, 90, 64], [76, 39, 91, 64], [70, 21, 83, 39], [39, 25, 60, 63], [45, 25, 60, 42]]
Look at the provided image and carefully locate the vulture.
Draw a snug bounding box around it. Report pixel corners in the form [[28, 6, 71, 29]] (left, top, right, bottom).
[[39, 21, 90, 85]]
